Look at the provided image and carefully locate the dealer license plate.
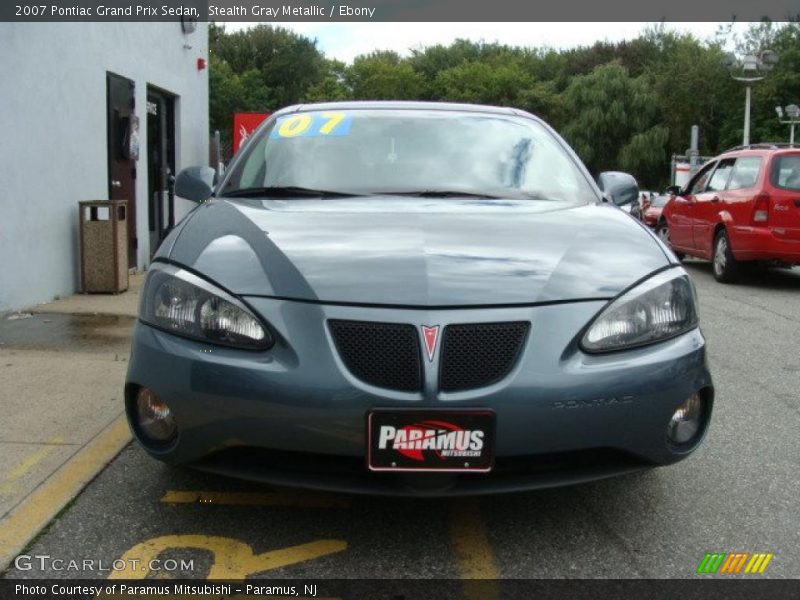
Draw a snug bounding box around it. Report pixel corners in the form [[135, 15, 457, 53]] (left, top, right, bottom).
[[367, 410, 495, 472]]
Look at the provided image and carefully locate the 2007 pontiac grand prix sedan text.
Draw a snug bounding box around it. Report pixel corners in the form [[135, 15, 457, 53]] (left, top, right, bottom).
[[125, 101, 714, 496]]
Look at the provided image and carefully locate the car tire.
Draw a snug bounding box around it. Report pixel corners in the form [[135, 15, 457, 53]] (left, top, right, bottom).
[[656, 220, 684, 261], [712, 229, 740, 283]]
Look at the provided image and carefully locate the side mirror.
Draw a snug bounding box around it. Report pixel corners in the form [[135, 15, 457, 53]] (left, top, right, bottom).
[[597, 171, 639, 207], [175, 166, 217, 203], [665, 185, 682, 196]]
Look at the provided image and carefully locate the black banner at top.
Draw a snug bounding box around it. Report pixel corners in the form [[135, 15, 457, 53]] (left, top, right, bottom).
[[1, 0, 799, 22]]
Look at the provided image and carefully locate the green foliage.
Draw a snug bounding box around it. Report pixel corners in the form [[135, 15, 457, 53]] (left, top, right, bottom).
[[620, 125, 670, 186], [306, 59, 351, 102], [208, 55, 271, 146], [561, 63, 660, 175], [345, 51, 425, 99], [208, 23, 327, 143], [745, 23, 800, 145], [210, 24, 325, 107], [208, 21, 800, 188], [642, 29, 735, 156], [433, 61, 534, 106]]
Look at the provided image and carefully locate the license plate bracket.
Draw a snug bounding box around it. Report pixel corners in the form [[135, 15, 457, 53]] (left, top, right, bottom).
[[367, 409, 495, 472]]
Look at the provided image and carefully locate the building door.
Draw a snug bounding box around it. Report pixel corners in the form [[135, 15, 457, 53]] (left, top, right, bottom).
[[106, 72, 138, 268], [146, 87, 176, 257]]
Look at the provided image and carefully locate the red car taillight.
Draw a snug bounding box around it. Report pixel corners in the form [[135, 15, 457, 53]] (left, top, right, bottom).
[[752, 193, 770, 225]]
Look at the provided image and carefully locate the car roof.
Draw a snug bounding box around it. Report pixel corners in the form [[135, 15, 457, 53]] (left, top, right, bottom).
[[716, 145, 800, 160], [274, 100, 524, 118]]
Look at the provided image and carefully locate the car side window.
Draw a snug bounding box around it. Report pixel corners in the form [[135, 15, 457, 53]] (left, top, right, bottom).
[[706, 159, 736, 192], [771, 155, 800, 191], [687, 162, 716, 195], [727, 157, 762, 190]]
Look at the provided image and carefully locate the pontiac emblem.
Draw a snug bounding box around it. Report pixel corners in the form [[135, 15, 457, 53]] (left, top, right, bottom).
[[421, 325, 440, 362]]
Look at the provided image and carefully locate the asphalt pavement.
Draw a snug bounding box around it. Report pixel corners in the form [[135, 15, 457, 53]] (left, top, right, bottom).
[[2, 259, 798, 582]]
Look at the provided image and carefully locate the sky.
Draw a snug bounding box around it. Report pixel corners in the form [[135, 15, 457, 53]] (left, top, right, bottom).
[[221, 22, 749, 63]]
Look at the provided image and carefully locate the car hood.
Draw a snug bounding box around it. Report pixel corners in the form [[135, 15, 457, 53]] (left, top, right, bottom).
[[163, 197, 669, 306]]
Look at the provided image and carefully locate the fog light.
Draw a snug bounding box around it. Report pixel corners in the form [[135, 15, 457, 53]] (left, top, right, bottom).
[[134, 388, 177, 445], [667, 392, 704, 446]]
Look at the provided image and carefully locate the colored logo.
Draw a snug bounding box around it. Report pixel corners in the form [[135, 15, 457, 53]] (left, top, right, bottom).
[[421, 325, 440, 362], [696, 552, 774, 574], [376, 421, 485, 462]]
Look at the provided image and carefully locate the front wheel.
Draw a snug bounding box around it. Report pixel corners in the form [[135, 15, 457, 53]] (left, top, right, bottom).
[[656, 220, 684, 261], [713, 229, 740, 283]]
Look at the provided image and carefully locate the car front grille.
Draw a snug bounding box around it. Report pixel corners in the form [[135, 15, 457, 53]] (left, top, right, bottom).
[[328, 319, 530, 393], [440, 321, 530, 392], [328, 320, 422, 392]]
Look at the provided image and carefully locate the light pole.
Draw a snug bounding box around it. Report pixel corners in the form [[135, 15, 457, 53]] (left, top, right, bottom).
[[775, 104, 800, 146], [723, 50, 779, 146]]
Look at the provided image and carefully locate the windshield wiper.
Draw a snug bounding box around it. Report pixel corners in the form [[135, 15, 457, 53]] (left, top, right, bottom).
[[222, 186, 364, 198], [378, 189, 507, 199]]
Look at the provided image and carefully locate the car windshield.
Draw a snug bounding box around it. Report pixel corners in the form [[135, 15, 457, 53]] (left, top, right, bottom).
[[221, 109, 597, 204]]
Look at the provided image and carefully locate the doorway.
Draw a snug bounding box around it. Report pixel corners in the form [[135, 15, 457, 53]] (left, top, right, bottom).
[[106, 72, 138, 268], [146, 87, 176, 257]]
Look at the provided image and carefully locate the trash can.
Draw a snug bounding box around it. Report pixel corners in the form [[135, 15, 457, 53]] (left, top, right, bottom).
[[79, 199, 129, 293]]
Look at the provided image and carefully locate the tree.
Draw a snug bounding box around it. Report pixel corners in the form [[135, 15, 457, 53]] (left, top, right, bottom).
[[433, 60, 534, 106], [561, 62, 665, 186], [408, 39, 486, 85], [210, 24, 326, 109], [742, 22, 800, 145], [306, 59, 353, 101], [643, 30, 735, 156], [208, 55, 271, 146], [346, 51, 425, 99]]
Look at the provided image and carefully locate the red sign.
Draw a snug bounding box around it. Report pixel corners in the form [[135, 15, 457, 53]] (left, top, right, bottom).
[[233, 112, 270, 154]]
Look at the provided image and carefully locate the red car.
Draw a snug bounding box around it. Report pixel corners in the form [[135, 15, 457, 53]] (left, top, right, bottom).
[[643, 194, 669, 228], [658, 146, 800, 282]]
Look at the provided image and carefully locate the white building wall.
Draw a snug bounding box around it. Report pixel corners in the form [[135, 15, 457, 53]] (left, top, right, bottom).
[[0, 22, 209, 312]]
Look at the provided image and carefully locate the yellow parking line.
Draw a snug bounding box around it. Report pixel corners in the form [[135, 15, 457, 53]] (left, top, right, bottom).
[[4, 438, 63, 482], [0, 438, 67, 497], [110, 535, 347, 579], [0, 415, 131, 570], [448, 499, 499, 600], [161, 490, 351, 508]]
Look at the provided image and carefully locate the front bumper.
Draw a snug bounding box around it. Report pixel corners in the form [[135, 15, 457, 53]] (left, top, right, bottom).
[[125, 298, 714, 495]]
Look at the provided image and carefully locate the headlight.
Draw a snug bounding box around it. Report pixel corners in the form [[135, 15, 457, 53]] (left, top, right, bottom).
[[581, 268, 698, 353], [140, 263, 273, 350]]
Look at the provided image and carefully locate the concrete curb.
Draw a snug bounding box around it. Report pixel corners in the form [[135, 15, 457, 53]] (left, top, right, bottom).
[[0, 414, 131, 572]]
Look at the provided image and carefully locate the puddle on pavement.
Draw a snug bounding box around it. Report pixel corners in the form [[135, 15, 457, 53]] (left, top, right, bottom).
[[0, 313, 135, 352]]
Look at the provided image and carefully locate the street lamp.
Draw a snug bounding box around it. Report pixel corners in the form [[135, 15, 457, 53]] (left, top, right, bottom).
[[723, 50, 779, 146], [775, 104, 800, 146]]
